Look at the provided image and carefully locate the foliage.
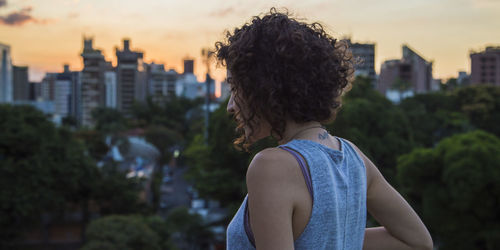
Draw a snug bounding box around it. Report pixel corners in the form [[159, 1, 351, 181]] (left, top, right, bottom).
[[0, 104, 98, 245], [131, 96, 204, 141], [92, 162, 148, 215], [397, 130, 500, 250], [328, 76, 414, 184], [144, 125, 182, 166], [74, 129, 110, 161], [164, 207, 213, 249], [184, 98, 276, 212], [81, 215, 161, 250], [91, 107, 128, 134], [453, 85, 500, 137], [399, 91, 472, 148]]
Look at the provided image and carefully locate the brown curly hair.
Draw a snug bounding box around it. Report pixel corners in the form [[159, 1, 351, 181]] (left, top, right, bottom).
[[215, 7, 355, 151]]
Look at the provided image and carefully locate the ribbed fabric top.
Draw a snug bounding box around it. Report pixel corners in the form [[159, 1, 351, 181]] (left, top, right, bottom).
[[226, 137, 367, 250]]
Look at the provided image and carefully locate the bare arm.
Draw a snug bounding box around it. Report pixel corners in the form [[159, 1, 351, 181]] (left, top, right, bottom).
[[246, 148, 297, 250], [349, 142, 433, 250]]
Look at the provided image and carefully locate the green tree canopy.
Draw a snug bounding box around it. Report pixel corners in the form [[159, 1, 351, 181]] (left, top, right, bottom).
[[399, 91, 471, 148], [329, 76, 414, 184], [0, 104, 98, 245], [397, 130, 500, 250], [184, 98, 276, 212], [453, 85, 500, 137], [82, 215, 161, 250]]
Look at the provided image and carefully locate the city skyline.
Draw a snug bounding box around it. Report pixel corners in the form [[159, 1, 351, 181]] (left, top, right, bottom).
[[1, 0, 500, 82]]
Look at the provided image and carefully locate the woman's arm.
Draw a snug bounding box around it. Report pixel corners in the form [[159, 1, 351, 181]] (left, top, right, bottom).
[[246, 148, 297, 250], [353, 143, 433, 250]]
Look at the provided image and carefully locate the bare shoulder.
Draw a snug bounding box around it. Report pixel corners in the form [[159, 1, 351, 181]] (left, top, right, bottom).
[[246, 147, 298, 184], [245, 147, 298, 248]]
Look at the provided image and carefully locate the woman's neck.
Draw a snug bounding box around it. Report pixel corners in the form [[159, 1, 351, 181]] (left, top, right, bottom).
[[278, 120, 325, 145]]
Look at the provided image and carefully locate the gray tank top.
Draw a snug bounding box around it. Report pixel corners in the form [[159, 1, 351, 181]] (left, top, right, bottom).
[[226, 137, 367, 249]]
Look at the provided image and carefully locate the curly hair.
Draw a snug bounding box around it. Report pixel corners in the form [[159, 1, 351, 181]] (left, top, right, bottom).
[[215, 7, 355, 151]]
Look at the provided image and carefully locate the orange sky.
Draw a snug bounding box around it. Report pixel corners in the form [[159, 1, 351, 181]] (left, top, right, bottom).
[[1, 0, 500, 82]]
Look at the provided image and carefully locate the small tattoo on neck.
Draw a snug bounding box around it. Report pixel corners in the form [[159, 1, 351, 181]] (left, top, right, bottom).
[[318, 131, 328, 140]]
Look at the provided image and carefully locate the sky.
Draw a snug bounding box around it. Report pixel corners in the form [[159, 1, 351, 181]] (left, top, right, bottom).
[[1, 0, 499, 82]]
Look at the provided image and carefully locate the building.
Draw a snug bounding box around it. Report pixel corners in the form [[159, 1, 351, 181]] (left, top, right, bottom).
[[29, 81, 42, 100], [345, 39, 376, 80], [183, 59, 194, 75], [470, 46, 500, 86], [116, 39, 144, 116], [54, 65, 81, 120], [105, 71, 117, 108], [147, 63, 167, 104], [178, 73, 205, 100], [457, 71, 470, 86], [146, 63, 180, 105], [81, 37, 111, 126], [165, 69, 179, 97], [0, 42, 13, 103], [378, 45, 433, 102], [13, 65, 29, 101], [54, 74, 72, 118], [41, 73, 57, 101], [402, 45, 433, 93]]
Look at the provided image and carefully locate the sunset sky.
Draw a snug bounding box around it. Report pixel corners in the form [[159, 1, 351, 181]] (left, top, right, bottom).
[[1, 0, 499, 82]]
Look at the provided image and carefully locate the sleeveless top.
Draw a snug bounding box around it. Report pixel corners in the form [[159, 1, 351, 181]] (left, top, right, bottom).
[[226, 137, 367, 249]]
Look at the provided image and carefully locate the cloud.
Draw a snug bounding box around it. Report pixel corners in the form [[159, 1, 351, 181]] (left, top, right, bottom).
[[0, 6, 55, 26], [209, 7, 235, 17], [0, 0, 6, 8]]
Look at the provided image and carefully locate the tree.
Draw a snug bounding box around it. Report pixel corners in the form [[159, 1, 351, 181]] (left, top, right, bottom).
[[399, 91, 472, 148], [144, 125, 183, 211], [0, 104, 99, 246], [397, 130, 500, 250], [92, 162, 148, 215], [81, 215, 161, 250], [91, 107, 128, 134], [164, 207, 213, 250], [328, 76, 414, 185], [184, 98, 276, 212], [74, 129, 110, 161], [391, 77, 413, 101], [453, 85, 500, 137]]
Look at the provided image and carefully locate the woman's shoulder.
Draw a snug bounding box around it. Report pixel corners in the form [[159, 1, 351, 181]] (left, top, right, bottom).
[[246, 147, 304, 190], [247, 147, 298, 178]]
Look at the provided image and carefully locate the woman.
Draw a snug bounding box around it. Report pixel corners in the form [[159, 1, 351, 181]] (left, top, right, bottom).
[[216, 8, 433, 250]]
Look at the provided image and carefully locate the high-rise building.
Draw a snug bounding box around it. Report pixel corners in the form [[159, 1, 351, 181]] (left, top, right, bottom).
[[146, 63, 180, 105], [378, 44, 433, 101], [13, 65, 29, 101], [54, 76, 72, 118], [345, 39, 376, 80], [0, 42, 13, 103], [41, 73, 57, 101], [147, 63, 167, 104], [470, 46, 500, 86], [183, 59, 194, 75], [116, 39, 143, 116], [81, 37, 111, 126], [165, 69, 179, 97], [105, 71, 117, 108], [55, 65, 81, 121], [402, 45, 433, 93], [29, 82, 42, 100]]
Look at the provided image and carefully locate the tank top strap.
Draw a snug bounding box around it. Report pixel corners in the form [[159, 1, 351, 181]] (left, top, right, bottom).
[[277, 145, 314, 197]]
